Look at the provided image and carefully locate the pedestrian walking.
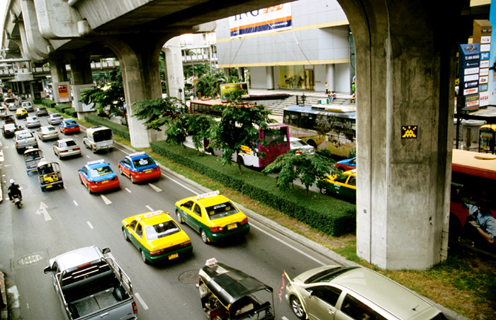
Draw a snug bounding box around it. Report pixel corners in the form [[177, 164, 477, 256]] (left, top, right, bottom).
[[325, 82, 329, 94]]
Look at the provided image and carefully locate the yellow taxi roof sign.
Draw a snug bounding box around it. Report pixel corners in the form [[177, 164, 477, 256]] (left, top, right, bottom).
[[196, 190, 220, 200]]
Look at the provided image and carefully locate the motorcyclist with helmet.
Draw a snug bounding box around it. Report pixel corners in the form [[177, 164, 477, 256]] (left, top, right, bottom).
[[8, 179, 22, 202]]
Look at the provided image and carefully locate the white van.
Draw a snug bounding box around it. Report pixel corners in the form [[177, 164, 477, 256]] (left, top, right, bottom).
[[83, 126, 114, 153]]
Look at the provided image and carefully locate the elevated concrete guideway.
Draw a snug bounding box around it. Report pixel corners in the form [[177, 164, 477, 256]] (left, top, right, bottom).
[[1, 0, 471, 271]]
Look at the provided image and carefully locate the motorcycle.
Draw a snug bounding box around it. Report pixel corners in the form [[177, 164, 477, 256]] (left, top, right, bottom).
[[12, 194, 22, 209]]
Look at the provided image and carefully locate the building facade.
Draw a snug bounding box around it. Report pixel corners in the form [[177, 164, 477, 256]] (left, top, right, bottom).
[[215, 0, 354, 93]]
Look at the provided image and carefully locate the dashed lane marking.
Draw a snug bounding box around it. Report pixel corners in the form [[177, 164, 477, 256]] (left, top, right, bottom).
[[101, 195, 112, 205]]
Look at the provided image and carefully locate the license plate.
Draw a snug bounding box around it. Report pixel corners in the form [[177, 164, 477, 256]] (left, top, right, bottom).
[[102, 180, 109, 184], [145, 170, 152, 173], [227, 223, 237, 230], [168, 253, 179, 260]]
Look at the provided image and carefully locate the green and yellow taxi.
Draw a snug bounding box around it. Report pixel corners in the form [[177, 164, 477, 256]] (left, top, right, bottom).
[[122, 210, 193, 264], [175, 191, 250, 244], [317, 169, 356, 202], [15, 108, 28, 119]]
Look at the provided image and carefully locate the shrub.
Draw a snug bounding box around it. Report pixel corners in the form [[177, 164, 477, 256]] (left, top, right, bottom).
[[64, 107, 78, 118], [40, 99, 56, 108], [84, 115, 130, 140], [55, 104, 72, 113], [150, 141, 356, 236]]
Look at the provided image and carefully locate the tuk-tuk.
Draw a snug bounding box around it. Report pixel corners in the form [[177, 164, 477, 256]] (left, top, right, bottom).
[[37, 160, 64, 191], [24, 147, 43, 174], [198, 258, 275, 320]]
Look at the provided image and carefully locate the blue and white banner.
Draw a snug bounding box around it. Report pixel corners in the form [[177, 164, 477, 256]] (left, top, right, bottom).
[[229, 4, 292, 38]]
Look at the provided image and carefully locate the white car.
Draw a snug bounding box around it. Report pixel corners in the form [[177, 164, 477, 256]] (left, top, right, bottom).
[[25, 116, 41, 128], [22, 101, 34, 112], [53, 138, 81, 159], [48, 113, 63, 125], [290, 137, 315, 155], [38, 125, 59, 141]]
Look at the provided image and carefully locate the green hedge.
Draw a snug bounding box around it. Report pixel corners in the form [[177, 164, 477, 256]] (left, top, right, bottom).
[[55, 104, 72, 113], [64, 107, 78, 118], [84, 115, 130, 140], [151, 141, 356, 237], [39, 99, 56, 108]]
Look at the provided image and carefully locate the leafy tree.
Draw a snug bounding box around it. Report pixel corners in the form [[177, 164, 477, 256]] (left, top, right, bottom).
[[209, 92, 272, 174], [186, 113, 217, 153], [262, 149, 337, 197], [196, 71, 226, 98], [184, 64, 209, 79], [80, 67, 125, 117]]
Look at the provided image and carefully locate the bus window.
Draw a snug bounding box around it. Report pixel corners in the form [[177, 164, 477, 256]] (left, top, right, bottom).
[[264, 128, 288, 146]]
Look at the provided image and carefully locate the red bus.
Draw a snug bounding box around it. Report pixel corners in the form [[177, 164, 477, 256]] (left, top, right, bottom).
[[449, 149, 496, 253], [189, 99, 291, 168]]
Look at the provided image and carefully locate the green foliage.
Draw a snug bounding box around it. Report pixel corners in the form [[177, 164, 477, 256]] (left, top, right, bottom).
[[196, 71, 226, 98], [185, 113, 217, 153], [55, 104, 71, 113], [39, 99, 56, 108], [132, 97, 187, 131], [64, 107, 78, 118], [184, 64, 209, 79], [84, 115, 130, 140], [263, 149, 337, 196], [151, 141, 356, 236], [209, 92, 272, 174], [80, 66, 124, 117]]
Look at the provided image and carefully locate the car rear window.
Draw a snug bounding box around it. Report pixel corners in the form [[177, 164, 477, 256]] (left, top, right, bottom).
[[52, 113, 61, 117], [66, 140, 77, 146], [18, 133, 33, 139], [93, 129, 113, 142], [146, 221, 180, 240], [205, 201, 239, 220], [133, 157, 155, 168], [46, 127, 55, 131], [89, 166, 113, 178]]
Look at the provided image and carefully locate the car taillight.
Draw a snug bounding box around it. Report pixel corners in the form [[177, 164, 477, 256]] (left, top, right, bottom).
[[150, 249, 165, 256], [240, 218, 249, 225], [210, 226, 224, 232], [132, 302, 138, 314], [181, 240, 192, 247], [60, 150, 68, 153], [112, 176, 118, 181], [74, 147, 80, 150]]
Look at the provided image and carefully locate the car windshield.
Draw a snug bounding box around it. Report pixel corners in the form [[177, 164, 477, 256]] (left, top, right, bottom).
[[93, 129, 112, 142], [89, 166, 113, 177], [133, 157, 155, 168], [146, 221, 180, 240], [205, 201, 239, 220]]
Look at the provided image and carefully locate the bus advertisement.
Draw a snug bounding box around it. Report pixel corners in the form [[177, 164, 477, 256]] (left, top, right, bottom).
[[283, 105, 356, 158], [189, 99, 291, 168], [449, 149, 496, 254]]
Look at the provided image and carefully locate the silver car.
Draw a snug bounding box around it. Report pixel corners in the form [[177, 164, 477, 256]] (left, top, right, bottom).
[[48, 113, 63, 125], [25, 116, 41, 128], [22, 101, 34, 112], [290, 137, 315, 155], [286, 265, 445, 320], [38, 125, 59, 141], [53, 138, 81, 159]]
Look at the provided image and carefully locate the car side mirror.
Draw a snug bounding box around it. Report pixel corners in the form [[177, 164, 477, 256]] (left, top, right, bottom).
[[101, 248, 111, 254], [43, 266, 55, 274]]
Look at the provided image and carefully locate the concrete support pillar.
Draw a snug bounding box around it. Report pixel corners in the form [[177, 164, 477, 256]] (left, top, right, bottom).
[[340, 0, 463, 270], [49, 56, 70, 103], [105, 33, 173, 148], [29, 82, 35, 99], [326, 64, 334, 92], [266, 66, 274, 89], [162, 37, 185, 100], [69, 51, 95, 117], [222, 68, 231, 78]]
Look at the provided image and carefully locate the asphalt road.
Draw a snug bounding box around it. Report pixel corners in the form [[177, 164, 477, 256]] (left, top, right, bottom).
[[0, 111, 344, 320]]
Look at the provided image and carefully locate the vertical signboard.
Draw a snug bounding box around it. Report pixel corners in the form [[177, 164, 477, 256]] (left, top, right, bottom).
[[57, 84, 70, 103], [458, 43, 481, 112], [473, 20, 492, 108]]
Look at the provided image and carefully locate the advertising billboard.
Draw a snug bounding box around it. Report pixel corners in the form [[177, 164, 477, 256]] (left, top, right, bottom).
[[57, 84, 70, 103], [229, 4, 292, 38], [220, 83, 249, 99]]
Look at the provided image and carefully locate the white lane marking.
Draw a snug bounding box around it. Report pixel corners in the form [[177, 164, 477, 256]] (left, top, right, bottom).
[[148, 183, 162, 192], [282, 317, 289, 320], [73, 200, 78, 206], [125, 188, 131, 193], [36, 202, 52, 221], [165, 175, 198, 195], [251, 223, 325, 266], [146, 205, 154, 211], [86, 155, 90, 158], [101, 195, 112, 205], [134, 293, 148, 310], [87, 221, 94, 229]]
